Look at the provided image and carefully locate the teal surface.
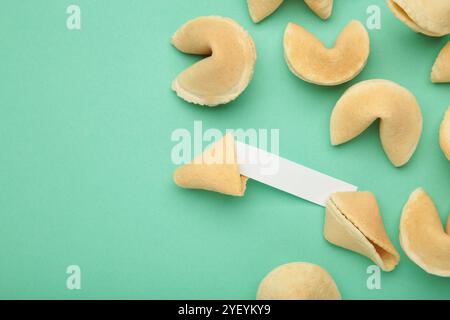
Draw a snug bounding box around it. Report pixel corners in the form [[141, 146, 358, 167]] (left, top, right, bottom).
[[0, 0, 449, 299]]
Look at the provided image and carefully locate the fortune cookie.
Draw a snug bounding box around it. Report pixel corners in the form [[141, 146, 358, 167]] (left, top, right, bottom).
[[247, 0, 333, 23], [387, 0, 450, 37], [172, 16, 256, 107], [441, 107, 450, 160], [324, 192, 400, 272], [400, 189, 450, 277], [284, 20, 370, 86], [304, 0, 334, 20], [256, 262, 341, 300], [173, 134, 247, 196], [330, 79, 423, 167], [432, 42, 450, 83]]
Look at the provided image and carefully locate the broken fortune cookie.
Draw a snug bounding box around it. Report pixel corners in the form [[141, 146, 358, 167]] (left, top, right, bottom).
[[324, 191, 400, 272], [173, 134, 247, 196]]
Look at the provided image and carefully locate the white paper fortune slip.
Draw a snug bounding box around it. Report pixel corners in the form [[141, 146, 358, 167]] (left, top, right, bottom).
[[235, 141, 358, 207]]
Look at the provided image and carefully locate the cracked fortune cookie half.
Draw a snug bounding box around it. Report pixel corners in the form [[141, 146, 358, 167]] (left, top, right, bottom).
[[400, 189, 450, 277], [247, 0, 333, 23], [330, 79, 423, 167], [441, 107, 450, 160], [387, 0, 450, 37], [172, 16, 256, 107], [324, 192, 400, 272], [432, 42, 450, 83], [173, 134, 247, 196], [256, 262, 341, 300], [284, 20, 370, 86]]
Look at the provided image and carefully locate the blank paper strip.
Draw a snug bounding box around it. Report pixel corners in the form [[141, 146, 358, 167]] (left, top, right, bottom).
[[235, 141, 358, 207]]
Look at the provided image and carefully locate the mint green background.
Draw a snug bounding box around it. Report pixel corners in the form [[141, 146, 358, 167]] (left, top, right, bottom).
[[0, 0, 449, 300]]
